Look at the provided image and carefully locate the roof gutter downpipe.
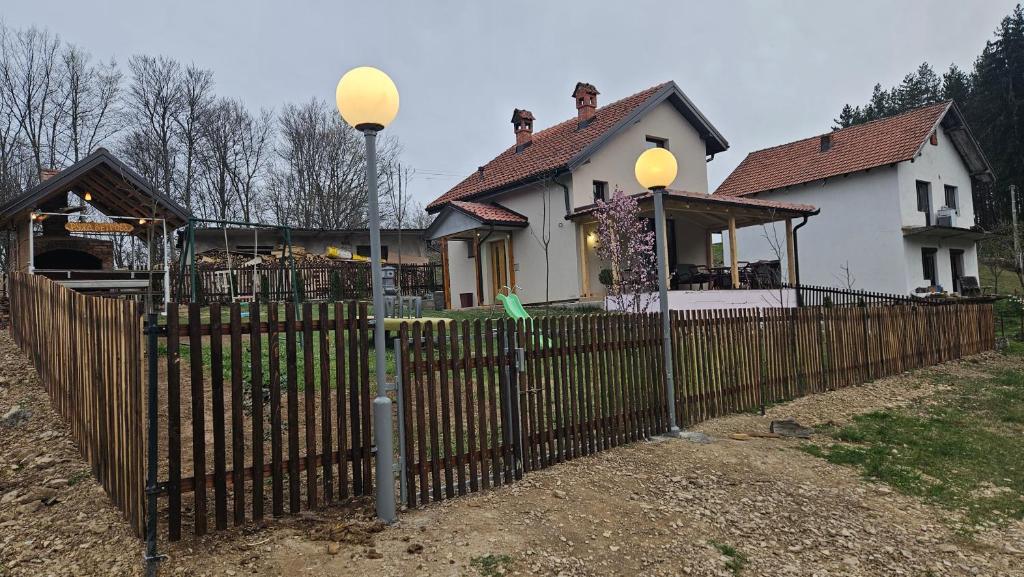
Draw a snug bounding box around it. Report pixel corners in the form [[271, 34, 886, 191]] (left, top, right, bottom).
[[553, 171, 571, 216], [791, 209, 819, 307]]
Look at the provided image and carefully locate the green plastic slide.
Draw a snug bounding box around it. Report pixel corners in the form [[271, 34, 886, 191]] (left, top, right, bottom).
[[497, 292, 551, 347], [496, 292, 531, 321]]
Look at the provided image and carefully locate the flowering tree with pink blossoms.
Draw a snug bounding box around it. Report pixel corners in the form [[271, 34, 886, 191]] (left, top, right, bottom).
[[594, 189, 658, 313]]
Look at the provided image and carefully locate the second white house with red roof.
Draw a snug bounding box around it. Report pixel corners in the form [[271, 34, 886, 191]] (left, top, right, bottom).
[[426, 81, 817, 309], [716, 102, 994, 296]]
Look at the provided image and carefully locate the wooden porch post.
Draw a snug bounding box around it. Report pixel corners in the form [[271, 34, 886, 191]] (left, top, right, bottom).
[[440, 237, 452, 309], [728, 216, 739, 289], [473, 235, 483, 307], [507, 233, 516, 292], [785, 218, 796, 284], [577, 223, 590, 298], [705, 229, 713, 269]]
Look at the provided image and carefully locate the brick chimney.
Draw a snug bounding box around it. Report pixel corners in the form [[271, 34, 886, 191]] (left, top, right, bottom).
[[572, 82, 599, 123], [39, 168, 60, 182], [511, 108, 535, 149]]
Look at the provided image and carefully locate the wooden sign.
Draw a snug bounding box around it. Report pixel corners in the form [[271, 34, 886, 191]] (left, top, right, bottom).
[[65, 221, 134, 234]]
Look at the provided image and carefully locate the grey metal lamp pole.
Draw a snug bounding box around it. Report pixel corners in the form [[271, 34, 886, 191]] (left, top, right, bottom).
[[636, 146, 681, 435], [652, 187, 680, 435], [337, 66, 400, 524], [361, 127, 397, 522]]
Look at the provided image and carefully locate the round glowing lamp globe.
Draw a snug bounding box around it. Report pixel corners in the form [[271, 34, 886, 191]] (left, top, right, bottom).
[[635, 147, 678, 190], [335, 67, 399, 131]]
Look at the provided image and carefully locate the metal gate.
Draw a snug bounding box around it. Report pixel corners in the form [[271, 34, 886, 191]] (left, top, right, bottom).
[[393, 319, 524, 507]]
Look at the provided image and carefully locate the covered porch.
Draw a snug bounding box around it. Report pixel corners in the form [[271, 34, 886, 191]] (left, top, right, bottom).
[[568, 190, 818, 308], [425, 200, 529, 309], [0, 149, 191, 303]]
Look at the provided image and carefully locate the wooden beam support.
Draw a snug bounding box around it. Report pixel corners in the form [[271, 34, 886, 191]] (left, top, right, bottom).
[[440, 237, 452, 310], [507, 233, 516, 294], [473, 235, 483, 307], [705, 229, 713, 268], [728, 217, 739, 289], [578, 224, 590, 298], [785, 218, 796, 284]]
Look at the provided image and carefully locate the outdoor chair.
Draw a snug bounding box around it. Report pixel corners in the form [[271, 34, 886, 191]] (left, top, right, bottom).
[[748, 260, 782, 289], [672, 263, 710, 290], [959, 275, 982, 297]]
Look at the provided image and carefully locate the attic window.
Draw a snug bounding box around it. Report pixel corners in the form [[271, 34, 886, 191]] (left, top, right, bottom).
[[820, 134, 832, 152], [645, 136, 668, 149], [930, 131, 938, 146]]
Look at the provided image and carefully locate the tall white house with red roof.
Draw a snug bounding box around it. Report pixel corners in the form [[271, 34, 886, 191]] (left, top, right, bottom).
[[716, 102, 994, 296], [426, 81, 817, 309]]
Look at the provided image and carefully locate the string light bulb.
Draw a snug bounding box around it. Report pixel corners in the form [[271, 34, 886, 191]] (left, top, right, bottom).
[[84, 192, 92, 202]]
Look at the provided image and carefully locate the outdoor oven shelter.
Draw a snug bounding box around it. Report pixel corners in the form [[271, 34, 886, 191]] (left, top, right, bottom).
[[0, 148, 190, 301]]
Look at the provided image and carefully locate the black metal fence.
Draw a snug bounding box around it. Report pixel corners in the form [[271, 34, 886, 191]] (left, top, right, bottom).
[[787, 283, 985, 307]]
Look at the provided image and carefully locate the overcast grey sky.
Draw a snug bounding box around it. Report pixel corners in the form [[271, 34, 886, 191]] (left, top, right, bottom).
[[3, 0, 1018, 207]]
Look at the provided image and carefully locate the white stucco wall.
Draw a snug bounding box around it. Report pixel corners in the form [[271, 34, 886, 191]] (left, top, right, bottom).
[[606, 288, 796, 312], [728, 166, 911, 294], [896, 127, 977, 229], [497, 182, 580, 306], [570, 101, 709, 207], [894, 128, 980, 292], [902, 237, 979, 293], [446, 238, 478, 308], [440, 180, 580, 309], [728, 127, 982, 296]]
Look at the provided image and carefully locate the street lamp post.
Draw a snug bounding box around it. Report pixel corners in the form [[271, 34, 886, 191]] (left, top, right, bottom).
[[336, 66, 400, 523], [635, 147, 681, 436]]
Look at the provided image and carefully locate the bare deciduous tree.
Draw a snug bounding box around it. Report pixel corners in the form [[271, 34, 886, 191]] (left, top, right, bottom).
[[0, 25, 64, 175], [175, 65, 213, 212], [194, 98, 271, 222], [60, 44, 122, 162], [267, 99, 398, 230]]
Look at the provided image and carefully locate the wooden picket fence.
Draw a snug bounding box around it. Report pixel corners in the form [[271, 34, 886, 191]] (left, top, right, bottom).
[[397, 315, 669, 507], [159, 301, 375, 541], [4, 271, 997, 543], [669, 305, 994, 425], [397, 303, 995, 506], [7, 272, 145, 535]]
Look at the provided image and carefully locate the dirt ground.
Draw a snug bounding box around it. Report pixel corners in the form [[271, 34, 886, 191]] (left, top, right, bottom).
[[2, 331, 1023, 577]]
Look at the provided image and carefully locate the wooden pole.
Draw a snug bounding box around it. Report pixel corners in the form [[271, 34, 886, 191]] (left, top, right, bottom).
[[473, 235, 483, 307], [728, 217, 739, 289], [440, 237, 452, 309], [785, 218, 796, 284], [577, 223, 590, 298], [705, 229, 713, 269], [507, 233, 517, 293]]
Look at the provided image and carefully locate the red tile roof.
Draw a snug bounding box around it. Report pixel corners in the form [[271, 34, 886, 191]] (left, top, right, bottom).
[[715, 102, 951, 198], [450, 201, 528, 226], [427, 83, 670, 211], [568, 189, 817, 219]]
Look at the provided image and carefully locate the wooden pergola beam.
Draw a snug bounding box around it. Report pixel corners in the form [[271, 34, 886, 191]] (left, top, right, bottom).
[[728, 216, 739, 289], [440, 237, 451, 309], [473, 235, 483, 307]]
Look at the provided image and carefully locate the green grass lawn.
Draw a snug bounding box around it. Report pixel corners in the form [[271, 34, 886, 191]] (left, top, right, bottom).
[[802, 348, 1024, 534], [165, 301, 595, 326], [979, 264, 1023, 296], [160, 301, 593, 390]]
